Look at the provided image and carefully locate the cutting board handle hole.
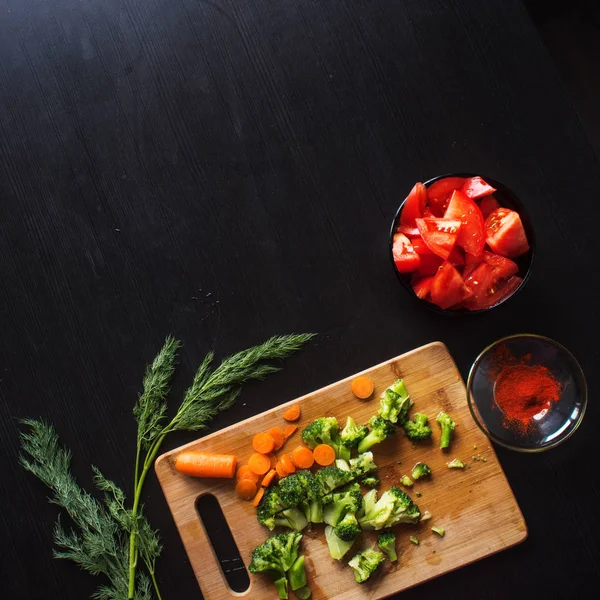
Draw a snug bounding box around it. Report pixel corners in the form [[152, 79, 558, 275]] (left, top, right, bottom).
[[195, 493, 250, 593]]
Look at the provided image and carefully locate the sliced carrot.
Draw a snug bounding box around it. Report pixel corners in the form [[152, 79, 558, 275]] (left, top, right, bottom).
[[252, 432, 275, 454], [261, 469, 277, 487], [291, 446, 315, 469], [283, 404, 301, 422], [276, 460, 288, 478], [267, 427, 285, 450], [283, 424, 298, 439], [248, 453, 271, 475], [175, 451, 237, 478], [267, 453, 278, 469], [236, 465, 260, 483], [280, 453, 296, 474], [351, 376, 375, 399], [313, 444, 336, 466], [252, 487, 265, 507], [236, 478, 258, 500]]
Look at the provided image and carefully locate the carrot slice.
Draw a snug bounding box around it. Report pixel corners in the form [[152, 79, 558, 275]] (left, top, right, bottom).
[[313, 444, 336, 466], [267, 453, 278, 469], [267, 427, 285, 450], [236, 465, 259, 483], [261, 469, 277, 487], [175, 451, 237, 478], [248, 453, 271, 475], [236, 478, 258, 500], [276, 460, 288, 478], [252, 432, 276, 454], [280, 453, 296, 474], [283, 424, 298, 439], [291, 446, 315, 469], [252, 487, 265, 507], [351, 376, 375, 399], [283, 404, 301, 422]]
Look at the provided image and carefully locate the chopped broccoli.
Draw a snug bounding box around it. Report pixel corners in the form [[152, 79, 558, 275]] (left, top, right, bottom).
[[349, 451, 377, 479], [324, 525, 356, 560], [295, 586, 312, 600], [357, 488, 377, 519], [348, 548, 385, 583], [279, 470, 323, 524], [288, 555, 307, 591], [335, 459, 350, 471], [447, 458, 465, 469], [411, 462, 431, 481], [357, 416, 396, 453], [436, 412, 455, 449], [323, 483, 363, 526], [315, 465, 353, 496], [409, 536, 419, 545], [403, 413, 432, 441], [400, 475, 413, 487], [301, 417, 345, 458], [339, 416, 369, 460], [249, 532, 302, 599], [361, 476, 379, 488], [257, 487, 287, 530], [379, 379, 413, 424], [274, 508, 309, 531], [420, 510, 432, 521], [432, 526, 445, 537], [335, 512, 362, 542], [377, 532, 397, 562], [358, 486, 421, 530]]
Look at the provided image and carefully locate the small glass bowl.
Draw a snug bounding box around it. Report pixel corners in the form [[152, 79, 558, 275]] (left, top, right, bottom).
[[467, 334, 587, 452]]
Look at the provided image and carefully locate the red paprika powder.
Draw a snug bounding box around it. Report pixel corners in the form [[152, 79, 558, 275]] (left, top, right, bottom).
[[490, 346, 562, 431]]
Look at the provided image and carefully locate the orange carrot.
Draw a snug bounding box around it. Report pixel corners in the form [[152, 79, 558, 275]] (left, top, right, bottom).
[[313, 444, 336, 466], [252, 487, 265, 507], [236, 478, 258, 500], [175, 451, 237, 478], [280, 453, 296, 474], [276, 460, 288, 478], [267, 453, 278, 469], [283, 424, 298, 439], [252, 432, 275, 454], [351, 376, 375, 399], [267, 427, 285, 450], [236, 465, 259, 483], [248, 453, 271, 475], [261, 469, 277, 487], [291, 446, 315, 469], [283, 404, 301, 422]]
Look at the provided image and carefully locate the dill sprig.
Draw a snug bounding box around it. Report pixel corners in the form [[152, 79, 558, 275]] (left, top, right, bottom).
[[20, 333, 315, 600]]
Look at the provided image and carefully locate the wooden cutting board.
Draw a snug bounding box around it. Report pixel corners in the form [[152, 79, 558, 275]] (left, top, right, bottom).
[[155, 342, 527, 599]]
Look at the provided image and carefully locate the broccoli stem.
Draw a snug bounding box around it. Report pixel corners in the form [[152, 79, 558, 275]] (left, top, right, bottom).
[[295, 586, 312, 599], [288, 556, 307, 591], [274, 577, 289, 599]]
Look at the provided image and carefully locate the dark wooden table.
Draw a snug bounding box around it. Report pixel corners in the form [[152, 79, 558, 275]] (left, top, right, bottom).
[[1, 0, 599, 598]]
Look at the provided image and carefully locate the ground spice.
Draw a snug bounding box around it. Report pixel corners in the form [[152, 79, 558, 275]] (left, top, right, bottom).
[[490, 346, 562, 432]]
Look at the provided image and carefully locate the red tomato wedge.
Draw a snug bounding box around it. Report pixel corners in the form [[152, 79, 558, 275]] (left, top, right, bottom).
[[411, 237, 433, 255], [400, 182, 427, 227], [448, 246, 465, 267], [483, 251, 518, 280], [485, 208, 530, 258], [415, 217, 461, 260], [426, 177, 465, 217], [397, 224, 420, 237], [462, 252, 484, 279], [412, 276, 434, 299], [444, 189, 485, 256], [430, 262, 472, 309], [461, 176, 496, 200], [416, 253, 443, 276], [463, 263, 497, 307], [465, 276, 523, 311], [392, 233, 420, 273], [478, 194, 500, 219]]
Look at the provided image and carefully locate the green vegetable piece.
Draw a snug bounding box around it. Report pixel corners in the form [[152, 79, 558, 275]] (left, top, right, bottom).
[[400, 475, 413, 487], [411, 462, 431, 481], [339, 416, 369, 460], [357, 416, 396, 453], [432, 526, 445, 537], [377, 531, 397, 561], [447, 458, 465, 469], [322, 483, 362, 527], [436, 412, 455, 449], [379, 379, 413, 424], [348, 548, 385, 583], [349, 451, 377, 478], [301, 417, 346, 458], [420, 509, 432, 521], [274, 577, 289, 599], [324, 525, 356, 560], [358, 486, 421, 530], [362, 476, 379, 488], [295, 586, 312, 600], [409, 536, 419, 545], [403, 413, 432, 441], [288, 555, 307, 591]]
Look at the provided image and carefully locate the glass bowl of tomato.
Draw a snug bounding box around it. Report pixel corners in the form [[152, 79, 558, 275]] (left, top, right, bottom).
[[388, 173, 536, 314]]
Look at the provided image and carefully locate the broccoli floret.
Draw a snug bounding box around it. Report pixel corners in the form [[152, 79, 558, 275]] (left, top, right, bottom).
[[335, 459, 350, 471], [323, 483, 363, 526], [274, 508, 309, 532], [447, 458, 465, 469], [324, 525, 356, 560], [403, 413, 432, 441], [301, 417, 344, 457], [432, 526, 445, 537], [400, 475, 413, 487], [335, 512, 361, 542], [348, 548, 385, 583], [411, 462, 431, 481], [357, 489, 377, 519], [249, 532, 302, 599], [381, 487, 421, 528], [288, 555, 307, 591], [339, 416, 369, 460], [315, 465, 354, 496], [362, 476, 379, 488], [358, 487, 421, 530], [377, 532, 397, 562], [279, 470, 323, 524], [257, 487, 287, 530], [357, 416, 396, 453], [436, 412, 455, 449], [349, 451, 377, 479], [379, 379, 413, 424], [409, 536, 419, 545]]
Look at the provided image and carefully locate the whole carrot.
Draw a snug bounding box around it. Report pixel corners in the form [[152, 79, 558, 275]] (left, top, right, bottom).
[[175, 451, 237, 478]]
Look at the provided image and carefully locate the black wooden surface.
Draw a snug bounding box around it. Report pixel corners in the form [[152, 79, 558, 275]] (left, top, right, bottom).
[[1, 0, 599, 598]]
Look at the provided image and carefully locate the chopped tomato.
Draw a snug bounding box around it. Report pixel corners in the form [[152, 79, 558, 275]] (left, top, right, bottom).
[[461, 176, 496, 200], [426, 177, 465, 217], [485, 208, 529, 258], [483, 251, 518, 280], [415, 217, 461, 260], [400, 182, 427, 227], [392, 233, 420, 273], [478, 194, 500, 219], [416, 253, 443, 276], [397, 224, 420, 237], [465, 276, 523, 311], [448, 246, 465, 267], [463, 263, 496, 308], [462, 252, 484, 279], [430, 262, 472, 309], [412, 276, 434, 299], [444, 190, 485, 256], [411, 237, 433, 255]]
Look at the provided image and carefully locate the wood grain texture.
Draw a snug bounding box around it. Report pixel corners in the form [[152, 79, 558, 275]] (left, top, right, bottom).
[[156, 343, 527, 599]]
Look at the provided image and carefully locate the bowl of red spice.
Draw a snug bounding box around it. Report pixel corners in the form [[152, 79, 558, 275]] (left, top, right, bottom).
[[467, 334, 587, 452]]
